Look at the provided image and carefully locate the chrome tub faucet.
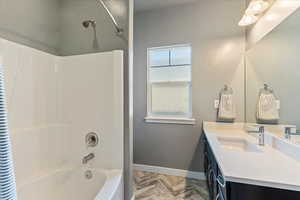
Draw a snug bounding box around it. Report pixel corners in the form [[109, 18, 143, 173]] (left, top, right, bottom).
[[82, 153, 95, 164]]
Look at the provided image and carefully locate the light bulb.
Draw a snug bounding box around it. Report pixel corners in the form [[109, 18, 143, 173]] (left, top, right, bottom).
[[238, 14, 258, 26], [246, 0, 270, 15]]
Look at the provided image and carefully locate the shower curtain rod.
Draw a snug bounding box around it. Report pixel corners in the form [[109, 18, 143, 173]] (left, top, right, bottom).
[[96, 0, 124, 36]]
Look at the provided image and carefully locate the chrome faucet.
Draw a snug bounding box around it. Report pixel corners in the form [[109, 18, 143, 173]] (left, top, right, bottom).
[[285, 127, 292, 140], [284, 127, 300, 140], [258, 126, 265, 146], [82, 153, 95, 164]]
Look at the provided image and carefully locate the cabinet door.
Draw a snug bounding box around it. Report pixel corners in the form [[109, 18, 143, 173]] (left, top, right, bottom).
[[216, 189, 225, 200], [229, 182, 300, 200], [207, 143, 218, 174], [203, 140, 209, 174], [207, 166, 218, 200], [217, 168, 227, 199]]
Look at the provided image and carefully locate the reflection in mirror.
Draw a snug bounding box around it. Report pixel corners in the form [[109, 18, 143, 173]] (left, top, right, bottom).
[[246, 7, 300, 145]]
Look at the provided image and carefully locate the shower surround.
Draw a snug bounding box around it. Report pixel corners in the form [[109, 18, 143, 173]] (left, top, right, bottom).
[[0, 38, 124, 200]]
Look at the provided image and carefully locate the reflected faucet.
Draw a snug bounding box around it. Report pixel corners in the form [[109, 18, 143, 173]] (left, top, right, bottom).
[[285, 127, 292, 140], [258, 126, 265, 146], [285, 127, 300, 140], [83, 153, 95, 164]]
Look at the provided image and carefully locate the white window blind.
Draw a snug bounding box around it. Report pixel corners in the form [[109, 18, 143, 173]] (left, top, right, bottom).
[[146, 45, 194, 124], [0, 67, 17, 200]]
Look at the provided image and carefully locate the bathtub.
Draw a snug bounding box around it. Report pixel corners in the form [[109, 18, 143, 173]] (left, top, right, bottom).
[[16, 168, 123, 200]]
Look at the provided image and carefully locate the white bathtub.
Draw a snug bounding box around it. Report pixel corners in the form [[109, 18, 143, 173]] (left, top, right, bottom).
[[16, 168, 123, 200]]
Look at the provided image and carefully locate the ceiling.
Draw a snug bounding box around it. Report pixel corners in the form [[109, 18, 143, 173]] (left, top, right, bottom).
[[135, 0, 199, 12]]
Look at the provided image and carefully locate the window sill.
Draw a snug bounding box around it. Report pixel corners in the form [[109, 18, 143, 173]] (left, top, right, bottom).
[[144, 116, 196, 125]]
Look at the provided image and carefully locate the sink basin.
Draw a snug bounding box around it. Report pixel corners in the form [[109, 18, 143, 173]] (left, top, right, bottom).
[[271, 135, 300, 162], [217, 136, 263, 153]]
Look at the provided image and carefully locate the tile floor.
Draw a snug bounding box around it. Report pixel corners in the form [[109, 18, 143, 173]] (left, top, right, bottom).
[[133, 170, 209, 200]]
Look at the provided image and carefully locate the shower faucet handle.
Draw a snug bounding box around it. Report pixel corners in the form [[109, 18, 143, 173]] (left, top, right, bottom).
[[86, 132, 99, 147]]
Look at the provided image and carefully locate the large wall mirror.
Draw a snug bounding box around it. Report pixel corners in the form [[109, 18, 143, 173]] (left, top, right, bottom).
[[245, 7, 300, 145]]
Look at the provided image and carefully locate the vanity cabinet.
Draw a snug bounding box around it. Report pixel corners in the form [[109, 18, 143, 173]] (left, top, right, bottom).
[[204, 136, 228, 200], [203, 135, 300, 200]]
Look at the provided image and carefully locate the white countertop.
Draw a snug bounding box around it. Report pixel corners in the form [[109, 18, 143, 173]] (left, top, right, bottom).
[[203, 121, 300, 192]]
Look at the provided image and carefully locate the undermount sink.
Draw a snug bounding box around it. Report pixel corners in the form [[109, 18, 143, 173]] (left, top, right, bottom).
[[217, 136, 263, 153], [271, 135, 300, 162]]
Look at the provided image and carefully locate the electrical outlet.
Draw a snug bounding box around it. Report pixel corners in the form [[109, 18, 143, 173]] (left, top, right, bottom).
[[214, 100, 219, 109]]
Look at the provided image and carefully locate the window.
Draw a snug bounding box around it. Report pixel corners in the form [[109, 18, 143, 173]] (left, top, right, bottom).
[[145, 44, 195, 124]]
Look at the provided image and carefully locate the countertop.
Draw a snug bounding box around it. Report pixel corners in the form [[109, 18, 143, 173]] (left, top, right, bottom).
[[203, 121, 300, 192]]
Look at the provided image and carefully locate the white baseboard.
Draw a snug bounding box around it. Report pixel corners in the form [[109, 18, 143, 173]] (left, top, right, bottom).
[[133, 164, 206, 180]]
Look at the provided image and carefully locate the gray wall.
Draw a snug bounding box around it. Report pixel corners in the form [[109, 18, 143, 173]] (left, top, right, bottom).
[[0, 0, 60, 55], [59, 0, 128, 56], [0, 0, 129, 56], [133, 0, 246, 171], [246, 9, 300, 128]]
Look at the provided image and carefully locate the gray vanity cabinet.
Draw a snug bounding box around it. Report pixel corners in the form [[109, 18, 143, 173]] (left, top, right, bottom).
[[203, 134, 300, 200], [229, 183, 300, 200]]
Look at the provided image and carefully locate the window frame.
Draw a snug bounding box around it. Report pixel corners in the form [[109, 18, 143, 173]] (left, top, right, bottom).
[[145, 44, 195, 125]]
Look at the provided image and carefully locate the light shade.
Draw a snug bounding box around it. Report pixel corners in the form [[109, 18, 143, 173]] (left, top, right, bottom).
[[238, 14, 258, 26], [246, 0, 270, 15]]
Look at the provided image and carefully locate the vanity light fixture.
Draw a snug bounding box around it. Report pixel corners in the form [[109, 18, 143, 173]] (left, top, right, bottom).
[[238, 14, 258, 26], [239, 0, 270, 26], [246, 0, 270, 15]]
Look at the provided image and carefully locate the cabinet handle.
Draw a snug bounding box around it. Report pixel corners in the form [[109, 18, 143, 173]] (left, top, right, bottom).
[[208, 168, 213, 183], [217, 175, 226, 188], [207, 168, 215, 199]]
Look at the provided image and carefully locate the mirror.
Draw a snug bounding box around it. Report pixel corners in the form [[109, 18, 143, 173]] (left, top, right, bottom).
[[246, 9, 300, 145], [246, 7, 300, 144]]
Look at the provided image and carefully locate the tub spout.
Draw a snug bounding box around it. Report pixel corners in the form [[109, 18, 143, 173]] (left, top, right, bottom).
[[82, 153, 95, 164]]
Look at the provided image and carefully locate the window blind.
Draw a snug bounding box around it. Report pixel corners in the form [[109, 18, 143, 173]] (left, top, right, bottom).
[[0, 68, 17, 200], [147, 45, 192, 118]]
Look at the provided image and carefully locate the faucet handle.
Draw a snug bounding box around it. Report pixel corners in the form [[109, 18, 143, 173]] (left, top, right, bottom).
[[86, 132, 99, 147]]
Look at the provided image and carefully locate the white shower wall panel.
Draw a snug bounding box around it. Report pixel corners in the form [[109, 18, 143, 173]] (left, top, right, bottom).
[[0, 37, 124, 189], [0, 39, 61, 187], [57, 51, 124, 170]]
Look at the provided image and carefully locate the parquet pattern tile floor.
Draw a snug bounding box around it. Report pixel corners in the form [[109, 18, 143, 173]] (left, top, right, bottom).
[[133, 170, 209, 200]]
